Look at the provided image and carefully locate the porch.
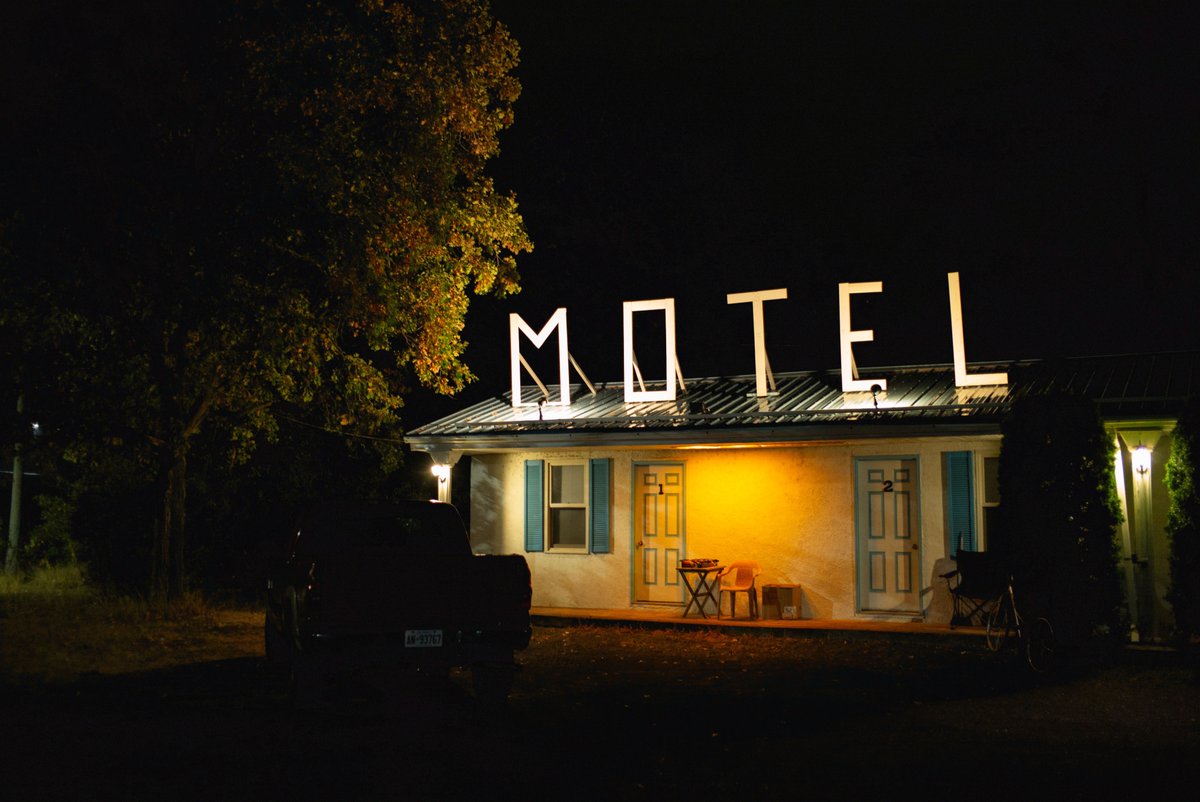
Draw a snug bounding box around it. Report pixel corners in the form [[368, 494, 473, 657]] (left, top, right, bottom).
[[531, 605, 989, 644]]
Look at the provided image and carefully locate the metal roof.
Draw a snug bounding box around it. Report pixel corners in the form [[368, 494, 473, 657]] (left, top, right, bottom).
[[404, 351, 1198, 453]]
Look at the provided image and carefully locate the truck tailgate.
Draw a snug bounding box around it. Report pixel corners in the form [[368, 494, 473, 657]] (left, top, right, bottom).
[[304, 551, 531, 645]]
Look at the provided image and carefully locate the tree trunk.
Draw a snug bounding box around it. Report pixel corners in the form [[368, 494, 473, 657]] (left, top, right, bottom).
[[151, 447, 188, 602]]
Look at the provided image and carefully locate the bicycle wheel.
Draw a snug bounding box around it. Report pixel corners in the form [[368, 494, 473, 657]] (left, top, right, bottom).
[[985, 596, 1012, 651], [1025, 617, 1056, 672]]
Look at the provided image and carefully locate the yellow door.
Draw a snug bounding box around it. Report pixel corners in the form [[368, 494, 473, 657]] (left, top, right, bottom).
[[633, 464, 684, 604], [856, 458, 921, 613]]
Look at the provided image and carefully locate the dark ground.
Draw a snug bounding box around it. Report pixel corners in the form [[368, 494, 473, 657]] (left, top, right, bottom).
[[2, 611, 1197, 801]]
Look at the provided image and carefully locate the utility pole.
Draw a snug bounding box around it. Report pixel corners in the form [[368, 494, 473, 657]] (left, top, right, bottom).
[[5, 394, 23, 575]]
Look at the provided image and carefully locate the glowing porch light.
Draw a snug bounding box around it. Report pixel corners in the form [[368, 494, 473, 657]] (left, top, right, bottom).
[[1132, 446, 1151, 476], [431, 463, 451, 482]]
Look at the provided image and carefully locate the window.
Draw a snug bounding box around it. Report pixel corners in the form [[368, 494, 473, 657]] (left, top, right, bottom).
[[524, 458, 611, 553], [943, 451, 1000, 556], [548, 462, 587, 549], [981, 455, 1000, 547]]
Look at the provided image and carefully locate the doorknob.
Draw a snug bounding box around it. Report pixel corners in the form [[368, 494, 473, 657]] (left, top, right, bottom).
[[637, 540, 644, 548], [912, 543, 919, 550]]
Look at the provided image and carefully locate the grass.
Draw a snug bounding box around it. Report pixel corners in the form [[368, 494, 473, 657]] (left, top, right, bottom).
[[0, 564, 263, 683], [0, 562, 93, 601]]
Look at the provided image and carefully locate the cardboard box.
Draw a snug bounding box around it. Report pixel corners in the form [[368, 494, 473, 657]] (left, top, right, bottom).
[[762, 584, 802, 620], [779, 585, 802, 619]]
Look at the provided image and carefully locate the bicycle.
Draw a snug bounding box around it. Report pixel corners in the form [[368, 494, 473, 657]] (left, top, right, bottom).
[[985, 574, 1057, 672]]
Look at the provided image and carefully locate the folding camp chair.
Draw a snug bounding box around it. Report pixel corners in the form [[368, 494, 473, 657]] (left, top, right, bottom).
[[940, 550, 1003, 627]]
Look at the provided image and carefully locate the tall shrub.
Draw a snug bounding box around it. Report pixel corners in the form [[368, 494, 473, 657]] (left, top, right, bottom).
[[1165, 397, 1200, 644], [993, 392, 1124, 640]]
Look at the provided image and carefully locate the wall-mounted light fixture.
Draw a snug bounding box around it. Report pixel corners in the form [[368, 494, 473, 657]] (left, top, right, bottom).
[[870, 383, 882, 411], [1132, 446, 1151, 476], [431, 463, 451, 483]]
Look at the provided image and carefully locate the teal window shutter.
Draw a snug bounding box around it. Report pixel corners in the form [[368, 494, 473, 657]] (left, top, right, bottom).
[[945, 451, 976, 555], [524, 460, 544, 552], [589, 458, 611, 553]]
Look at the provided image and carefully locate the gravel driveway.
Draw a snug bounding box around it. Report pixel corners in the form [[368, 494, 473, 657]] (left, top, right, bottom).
[[2, 615, 1197, 800]]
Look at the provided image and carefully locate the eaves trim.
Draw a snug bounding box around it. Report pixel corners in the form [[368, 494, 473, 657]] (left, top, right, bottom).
[[405, 421, 1005, 454]]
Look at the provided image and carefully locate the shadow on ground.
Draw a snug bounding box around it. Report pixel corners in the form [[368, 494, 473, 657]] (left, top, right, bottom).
[[2, 632, 1196, 800]]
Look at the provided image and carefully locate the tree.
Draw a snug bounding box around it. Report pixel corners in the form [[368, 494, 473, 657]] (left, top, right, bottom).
[[1165, 397, 1200, 646], [0, 1, 529, 598], [992, 392, 1124, 643]]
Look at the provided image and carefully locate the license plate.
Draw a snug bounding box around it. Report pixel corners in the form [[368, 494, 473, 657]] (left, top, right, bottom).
[[404, 629, 443, 648]]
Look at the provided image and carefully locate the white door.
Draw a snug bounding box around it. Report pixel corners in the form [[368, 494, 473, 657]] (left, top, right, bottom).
[[633, 464, 684, 604], [855, 458, 921, 613]]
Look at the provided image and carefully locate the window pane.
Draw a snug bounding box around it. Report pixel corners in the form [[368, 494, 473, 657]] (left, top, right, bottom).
[[551, 508, 586, 548], [551, 464, 585, 504], [983, 506, 1000, 548], [983, 457, 1000, 504]]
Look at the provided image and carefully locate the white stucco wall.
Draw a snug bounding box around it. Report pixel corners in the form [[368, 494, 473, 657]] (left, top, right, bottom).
[[469, 435, 1001, 619]]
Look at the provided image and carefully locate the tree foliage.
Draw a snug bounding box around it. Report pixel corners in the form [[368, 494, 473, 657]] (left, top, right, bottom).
[[1165, 397, 1200, 644], [993, 392, 1124, 641], [240, 0, 528, 395], [0, 1, 529, 597]]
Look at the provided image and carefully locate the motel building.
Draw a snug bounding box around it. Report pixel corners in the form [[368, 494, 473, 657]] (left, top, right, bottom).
[[404, 277, 1196, 642]]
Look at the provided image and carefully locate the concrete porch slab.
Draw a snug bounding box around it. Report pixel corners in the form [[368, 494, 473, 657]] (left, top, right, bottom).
[[531, 606, 988, 644]]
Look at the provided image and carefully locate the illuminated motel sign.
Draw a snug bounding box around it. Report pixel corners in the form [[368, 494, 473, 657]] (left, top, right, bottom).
[[510, 271, 1007, 407]]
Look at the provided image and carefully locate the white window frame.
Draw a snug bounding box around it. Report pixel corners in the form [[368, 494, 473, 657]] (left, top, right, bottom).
[[546, 460, 589, 553]]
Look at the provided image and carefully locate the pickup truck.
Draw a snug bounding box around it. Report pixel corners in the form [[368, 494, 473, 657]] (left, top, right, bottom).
[[264, 500, 532, 706]]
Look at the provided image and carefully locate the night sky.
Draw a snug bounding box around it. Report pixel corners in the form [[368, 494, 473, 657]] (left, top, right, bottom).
[[411, 1, 1200, 422]]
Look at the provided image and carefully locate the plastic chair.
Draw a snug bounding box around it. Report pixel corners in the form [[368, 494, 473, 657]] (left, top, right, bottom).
[[717, 560, 761, 619]]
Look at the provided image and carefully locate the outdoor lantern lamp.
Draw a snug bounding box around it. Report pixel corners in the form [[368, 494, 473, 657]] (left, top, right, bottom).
[[426, 451, 461, 504], [1132, 446, 1151, 475]]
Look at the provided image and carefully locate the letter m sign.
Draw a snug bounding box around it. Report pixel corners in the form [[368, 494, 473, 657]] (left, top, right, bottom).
[[510, 308, 571, 407]]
